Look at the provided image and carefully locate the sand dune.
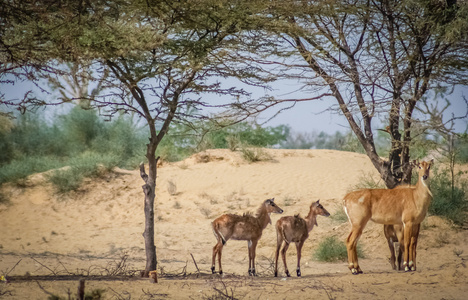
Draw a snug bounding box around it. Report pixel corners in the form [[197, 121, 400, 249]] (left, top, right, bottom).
[[0, 149, 467, 299]]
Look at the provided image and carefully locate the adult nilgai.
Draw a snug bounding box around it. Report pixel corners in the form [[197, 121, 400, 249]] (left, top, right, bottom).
[[274, 200, 330, 277], [211, 198, 283, 276], [344, 160, 433, 274]]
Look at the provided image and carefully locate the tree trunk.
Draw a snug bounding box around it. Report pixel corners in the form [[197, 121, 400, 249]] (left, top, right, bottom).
[[140, 156, 160, 277]]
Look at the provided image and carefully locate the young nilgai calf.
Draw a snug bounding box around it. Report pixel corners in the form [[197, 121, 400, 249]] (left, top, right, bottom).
[[211, 198, 283, 276], [274, 200, 330, 277]]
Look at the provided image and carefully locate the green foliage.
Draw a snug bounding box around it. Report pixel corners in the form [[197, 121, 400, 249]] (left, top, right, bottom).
[[314, 236, 364, 262], [0, 156, 64, 185], [429, 167, 467, 225], [206, 122, 289, 149], [455, 134, 468, 163], [280, 130, 368, 153], [331, 208, 349, 223], [155, 120, 289, 162], [47, 152, 118, 194], [0, 108, 146, 188]]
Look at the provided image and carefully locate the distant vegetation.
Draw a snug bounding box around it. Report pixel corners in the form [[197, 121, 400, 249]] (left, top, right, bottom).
[[1, 107, 467, 226], [0, 107, 147, 190]]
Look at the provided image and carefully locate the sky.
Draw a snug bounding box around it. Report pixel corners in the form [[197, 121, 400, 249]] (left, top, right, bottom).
[[1, 76, 467, 135], [244, 80, 468, 135]]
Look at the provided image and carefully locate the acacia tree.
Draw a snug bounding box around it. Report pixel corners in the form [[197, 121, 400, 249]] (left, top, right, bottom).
[[260, 0, 468, 187], [1, 0, 272, 275]]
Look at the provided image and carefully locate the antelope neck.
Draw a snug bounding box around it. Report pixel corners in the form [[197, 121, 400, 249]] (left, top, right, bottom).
[[304, 211, 317, 231]]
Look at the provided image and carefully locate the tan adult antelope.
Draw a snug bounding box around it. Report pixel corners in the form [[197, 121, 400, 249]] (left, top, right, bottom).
[[211, 198, 283, 276], [274, 200, 330, 277], [344, 160, 433, 274]]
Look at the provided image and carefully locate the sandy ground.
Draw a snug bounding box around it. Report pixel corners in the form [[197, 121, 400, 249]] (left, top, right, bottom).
[[0, 149, 467, 299]]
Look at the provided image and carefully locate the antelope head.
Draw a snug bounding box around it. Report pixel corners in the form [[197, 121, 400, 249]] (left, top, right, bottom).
[[310, 200, 330, 226], [417, 159, 433, 181], [265, 198, 284, 214]]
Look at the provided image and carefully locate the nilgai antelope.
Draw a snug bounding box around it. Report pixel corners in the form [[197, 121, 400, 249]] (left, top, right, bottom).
[[211, 198, 283, 276], [274, 200, 330, 277], [344, 160, 433, 274]]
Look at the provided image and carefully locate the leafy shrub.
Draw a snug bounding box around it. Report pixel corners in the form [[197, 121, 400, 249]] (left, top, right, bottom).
[[240, 147, 272, 163], [47, 152, 118, 193], [314, 236, 364, 262], [331, 208, 349, 223], [0, 156, 64, 185], [0, 108, 146, 185], [429, 167, 467, 225]]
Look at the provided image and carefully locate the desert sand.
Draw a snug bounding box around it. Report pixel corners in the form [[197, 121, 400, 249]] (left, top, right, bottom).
[[0, 149, 467, 299]]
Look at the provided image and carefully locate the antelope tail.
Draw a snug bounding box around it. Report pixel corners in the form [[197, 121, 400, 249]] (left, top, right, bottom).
[[280, 227, 290, 245], [212, 222, 227, 245]]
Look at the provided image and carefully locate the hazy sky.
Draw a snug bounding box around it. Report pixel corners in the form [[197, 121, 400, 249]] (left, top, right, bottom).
[[1, 77, 467, 134], [249, 80, 468, 134]]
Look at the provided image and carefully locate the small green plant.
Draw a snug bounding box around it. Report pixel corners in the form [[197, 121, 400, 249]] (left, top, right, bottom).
[[226, 134, 241, 151], [331, 208, 348, 223], [240, 147, 272, 163], [314, 236, 364, 262]]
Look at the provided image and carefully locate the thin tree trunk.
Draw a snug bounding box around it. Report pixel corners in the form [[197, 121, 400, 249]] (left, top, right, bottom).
[[140, 156, 160, 277]]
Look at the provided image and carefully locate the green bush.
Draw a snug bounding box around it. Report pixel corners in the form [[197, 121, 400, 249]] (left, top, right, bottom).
[[0, 108, 146, 186], [0, 156, 64, 185], [331, 208, 349, 223], [429, 167, 467, 225], [240, 147, 272, 163], [47, 152, 119, 194], [314, 236, 364, 262]]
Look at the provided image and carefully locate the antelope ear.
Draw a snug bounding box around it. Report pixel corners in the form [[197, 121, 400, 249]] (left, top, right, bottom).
[[316, 199, 320, 204], [270, 198, 275, 202]]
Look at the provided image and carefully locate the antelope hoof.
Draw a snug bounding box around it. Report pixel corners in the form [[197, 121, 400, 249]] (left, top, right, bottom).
[[351, 267, 362, 275], [248, 268, 256, 276], [285, 270, 291, 277], [211, 266, 215, 274], [404, 266, 410, 272], [274, 271, 278, 277], [296, 268, 301, 277], [219, 270, 223, 275]]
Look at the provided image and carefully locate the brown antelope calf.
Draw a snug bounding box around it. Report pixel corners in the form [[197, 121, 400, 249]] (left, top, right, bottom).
[[344, 160, 433, 274], [274, 200, 330, 277], [211, 198, 283, 276]]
